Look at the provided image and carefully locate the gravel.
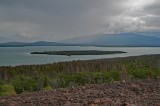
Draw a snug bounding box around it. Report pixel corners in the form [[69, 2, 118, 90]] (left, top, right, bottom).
[[0, 78, 160, 106]]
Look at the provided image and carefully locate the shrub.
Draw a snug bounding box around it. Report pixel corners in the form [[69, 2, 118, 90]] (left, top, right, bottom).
[[11, 75, 37, 94], [44, 86, 53, 90], [108, 70, 120, 81], [0, 80, 4, 91], [129, 69, 147, 79], [0, 84, 16, 96]]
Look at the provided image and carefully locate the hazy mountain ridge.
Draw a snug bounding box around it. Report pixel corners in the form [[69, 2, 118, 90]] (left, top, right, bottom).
[[61, 32, 160, 46], [0, 41, 73, 47], [0, 32, 160, 47]]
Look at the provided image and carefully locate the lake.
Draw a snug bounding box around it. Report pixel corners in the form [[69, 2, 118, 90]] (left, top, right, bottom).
[[0, 46, 160, 66]]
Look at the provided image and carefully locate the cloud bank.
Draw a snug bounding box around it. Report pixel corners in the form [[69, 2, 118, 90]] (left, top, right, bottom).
[[0, 0, 159, 41]]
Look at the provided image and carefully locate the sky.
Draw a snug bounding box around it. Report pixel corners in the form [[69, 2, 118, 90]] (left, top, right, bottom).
[[0, 0, 160, 42]]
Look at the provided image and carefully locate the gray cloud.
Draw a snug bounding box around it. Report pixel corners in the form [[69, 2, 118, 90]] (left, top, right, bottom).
[[0, 0, 159, 41], [144, 0, 160, 15]]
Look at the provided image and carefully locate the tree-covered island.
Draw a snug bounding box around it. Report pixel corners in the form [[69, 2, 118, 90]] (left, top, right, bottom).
[[31, 50, 127, 56]]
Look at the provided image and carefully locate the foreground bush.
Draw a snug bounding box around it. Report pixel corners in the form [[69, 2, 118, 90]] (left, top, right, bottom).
[[11, 75, 37, 94], [0, 84, 16, 96]]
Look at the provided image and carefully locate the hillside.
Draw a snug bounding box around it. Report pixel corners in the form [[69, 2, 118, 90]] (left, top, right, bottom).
[[0, 79, 160, 106], [0, 54, 160, 105], [0, 54, 160, 95]]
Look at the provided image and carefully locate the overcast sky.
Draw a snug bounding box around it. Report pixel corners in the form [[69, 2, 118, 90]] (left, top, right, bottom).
[[0, 0, 160, 41]]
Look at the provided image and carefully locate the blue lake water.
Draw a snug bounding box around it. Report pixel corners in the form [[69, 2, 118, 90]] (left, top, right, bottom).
[[0, 46, 160, 66]]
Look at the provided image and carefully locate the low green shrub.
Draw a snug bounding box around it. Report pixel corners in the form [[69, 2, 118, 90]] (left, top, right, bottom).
[[11, 75, 37, 94], [0, 84, 16, 96], [44, 86, 53, 90], [129, 69, 147, 79]]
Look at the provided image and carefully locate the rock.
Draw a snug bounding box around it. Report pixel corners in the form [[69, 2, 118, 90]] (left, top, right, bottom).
[[93, 98, 100, 104], [0, 99, 5, 103], [90, 103, 97, 106], [71, 103, 81, 106], [9, 103, 17, 106], [131, 84, 142, 94], [64, 101, 71, 106], [130, 104, 136, 106], [122, 80, 126, 83], [156, 76, 160, 79], [100, 98, 111, 103]]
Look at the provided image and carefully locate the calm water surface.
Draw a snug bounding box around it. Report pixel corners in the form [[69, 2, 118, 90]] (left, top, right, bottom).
[[0, 46, 160, 66]]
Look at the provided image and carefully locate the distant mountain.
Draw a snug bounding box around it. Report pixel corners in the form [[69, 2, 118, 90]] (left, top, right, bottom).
[[0, 37, 11, 43], [1, 32, 160, 47], [0, 41, 75, 47], [0, 42, 28, 47], [27, 41, 61, 46], [61, 32, 160, 47], [134, 32, 160, 37]]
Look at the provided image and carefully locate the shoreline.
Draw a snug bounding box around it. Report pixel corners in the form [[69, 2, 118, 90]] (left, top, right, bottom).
[[1, 46, 160, 67], [0, 53, 160, 67]]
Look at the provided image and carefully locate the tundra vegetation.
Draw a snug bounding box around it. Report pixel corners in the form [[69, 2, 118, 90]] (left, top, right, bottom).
[[0, 54, 160, 96]]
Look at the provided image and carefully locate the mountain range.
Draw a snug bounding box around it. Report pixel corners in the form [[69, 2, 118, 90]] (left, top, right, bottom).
[[0, 32, 160, 47], [61, 32, 160, 46], [0, 41, 73, 47]]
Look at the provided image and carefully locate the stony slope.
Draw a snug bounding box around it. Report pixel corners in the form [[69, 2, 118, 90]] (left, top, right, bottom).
[[0, 79, 160, 106]]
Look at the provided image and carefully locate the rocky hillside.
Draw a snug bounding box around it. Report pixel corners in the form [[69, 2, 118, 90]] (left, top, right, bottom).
[[0, 78, 160, 106]]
